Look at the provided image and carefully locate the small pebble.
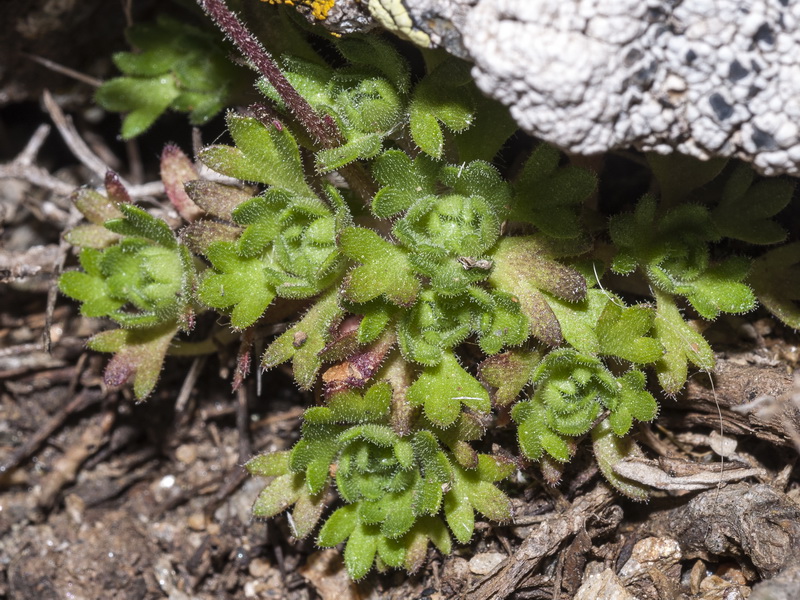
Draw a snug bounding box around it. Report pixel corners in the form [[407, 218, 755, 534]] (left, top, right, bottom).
[[187, 513, 207, 531], [248, 557, 273, 578], [468, 552, 506, 575], [175, 444, 197, 464]]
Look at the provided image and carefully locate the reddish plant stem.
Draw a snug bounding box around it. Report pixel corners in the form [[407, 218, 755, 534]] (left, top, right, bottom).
[[197, 0, 342, 148]]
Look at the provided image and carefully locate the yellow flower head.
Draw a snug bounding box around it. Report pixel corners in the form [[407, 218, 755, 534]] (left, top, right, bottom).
[[261, 0, 336, 21]]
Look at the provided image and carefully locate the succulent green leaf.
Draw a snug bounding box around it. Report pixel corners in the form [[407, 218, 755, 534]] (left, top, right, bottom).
[[403, 517, 452, 573], [439, 160, 511, 218], [652, 288, 715, 393], [291, 485, 329, 539], [393, 439, 415, 470], [371, 150, 439, 218], [252, 472, 305, 518], [64, 224, 120, 249], [112, 48, 177, 77], [335, 35, 411, 93], [443, 487, 474, 544], [198, 241, 277, 329], [262, 288, 344, 389], [412, 475, 444, 517], [72, 187, 124, 225], [454, 464, 512, 523], [344, 522, 380, 579], [511, 144, 596, 238], [408, 252, 492, 297], [61, 238, 192, 329], [512, 400, 543, 460], [609, 195, 717, 281], [475, 454, 515, 483], [489, 236, 587, 345], [318, 504, 359, 547], [394, 194, 500, 258], [396, 290, 473, 365], [338, 424, 398, 447], [451, 441, 478, 469], [545, 289, 609, 354], [473, 289, 530, 355], [597, 301, 664, 364], [608, 194, 752, 319], [232, 190, 341, 293], [379, 488, 416, 538], [513, 396, 575, 463], [290, 430, 341, 494], [409, 57, 474, 158], [59, 249, 125, 318], [246, 451, 291, 477], [750, 242, 800, 328], [713, 164, 793, 244], [339, 227, 420, 306], [412, 431, 451, 483], [98, 16, 253, 138], [377, 536, 407, 568], [316, 133, 384, 172], [336, 77, 403, 134], [256, 57, 333, 111], [513, 349, 652, 461], [677, 257, 756, 319], [96, 77, 180, 139], [591, 418, 650, 501], [604, 370, 658, 436], [328, 382, 392, 424], [407, 352, 490, 428], [199, 113, 313, 195], [104, 204, 176, 248], [349, 299, 394, 345], [88, 321, 179, 400]]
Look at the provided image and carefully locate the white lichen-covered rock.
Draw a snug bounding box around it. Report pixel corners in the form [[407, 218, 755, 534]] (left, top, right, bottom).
[[460, 0, 800, 176], [298, 0, 800, 175]]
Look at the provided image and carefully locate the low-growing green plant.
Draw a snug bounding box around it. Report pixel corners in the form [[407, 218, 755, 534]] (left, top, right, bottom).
[[59, 0, 799, 579]]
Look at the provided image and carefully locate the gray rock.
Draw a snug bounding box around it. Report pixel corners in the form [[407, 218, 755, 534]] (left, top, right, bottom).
[[312, 0, 800, 175]]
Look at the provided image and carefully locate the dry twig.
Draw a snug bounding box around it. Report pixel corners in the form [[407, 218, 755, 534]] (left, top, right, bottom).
[[0, 388, 105, 475], [0, 92, 163, 198], [466, 484, 615, 600]]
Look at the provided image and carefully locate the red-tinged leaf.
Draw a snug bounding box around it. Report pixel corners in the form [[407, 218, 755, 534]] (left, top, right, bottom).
[[322, 330, 395, 397], [89, 321, 179, 400], [161, 144, 203, 222], [72, 188, 123, 225], [104, 170, 131, 205], [183, 180, 252, 221]]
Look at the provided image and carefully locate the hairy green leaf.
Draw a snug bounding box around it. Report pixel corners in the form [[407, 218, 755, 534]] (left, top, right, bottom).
[[652, 288, 715, 393], [339, 227, 420, 306], [262, 288, 344, 389], [407, 352, 490, 428]]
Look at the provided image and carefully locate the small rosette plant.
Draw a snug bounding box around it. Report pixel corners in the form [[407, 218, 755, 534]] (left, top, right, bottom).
[[246, 380, 514, 577], [59, 168, 198, 399]]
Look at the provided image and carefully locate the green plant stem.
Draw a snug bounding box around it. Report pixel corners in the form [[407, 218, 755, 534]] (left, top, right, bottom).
[[198, 0, 378, 206], [382, 351, 416, 436], [168, 328, 240, 356]]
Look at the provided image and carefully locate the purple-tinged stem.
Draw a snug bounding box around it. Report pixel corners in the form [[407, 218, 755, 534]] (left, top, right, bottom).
[[197, 0, 342, 148]]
